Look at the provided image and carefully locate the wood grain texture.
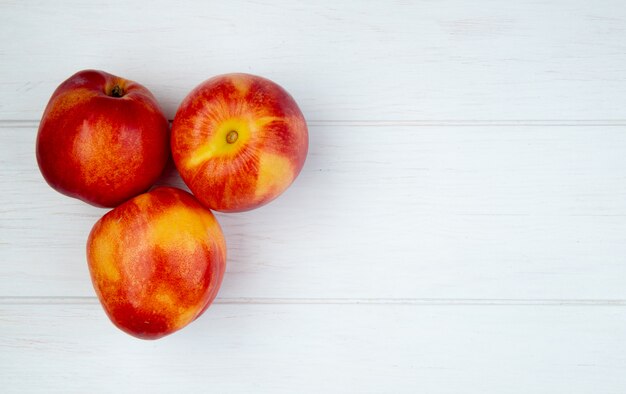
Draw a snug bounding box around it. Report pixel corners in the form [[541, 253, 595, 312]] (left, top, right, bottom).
[[3, 124, 626, 299], [2, 1, 626, 391], [1, 0, 626, 121], [1, 303, 625, 393]]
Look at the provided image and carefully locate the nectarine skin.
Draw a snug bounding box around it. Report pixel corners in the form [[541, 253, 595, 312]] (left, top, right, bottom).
[[37, 70, 169, 207], [87, 187, 226, 339], [171, 73, 308, 212]]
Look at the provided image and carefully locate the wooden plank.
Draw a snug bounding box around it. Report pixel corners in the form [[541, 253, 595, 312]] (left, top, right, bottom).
[[1, 303, 625, 393], [1, 1, 626, 121], [2, 124, 626, 299]]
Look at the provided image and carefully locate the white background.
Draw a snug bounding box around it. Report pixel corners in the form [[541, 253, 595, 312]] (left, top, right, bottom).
[[2, 1, 626, 392]]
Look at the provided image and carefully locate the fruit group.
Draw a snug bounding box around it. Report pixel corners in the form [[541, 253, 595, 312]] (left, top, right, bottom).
[[171, 73, 308, 212], [36, 69, 169, 207], [86, 187, 226, 339]]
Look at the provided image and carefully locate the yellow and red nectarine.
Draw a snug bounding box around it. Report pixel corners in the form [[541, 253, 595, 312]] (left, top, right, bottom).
[[87, 187, 226, 339], [171, 73, 308, 212]]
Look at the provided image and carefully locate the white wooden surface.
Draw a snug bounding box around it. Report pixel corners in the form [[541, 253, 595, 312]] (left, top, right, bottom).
[[2, 1, 626, 392]]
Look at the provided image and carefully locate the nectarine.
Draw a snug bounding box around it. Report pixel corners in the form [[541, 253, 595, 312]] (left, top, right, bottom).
[[87, 187, 226, 339], [37, 70, 169, 207], [171, 73, 308, 212]]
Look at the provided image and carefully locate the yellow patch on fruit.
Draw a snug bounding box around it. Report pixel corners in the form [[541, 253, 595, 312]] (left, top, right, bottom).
[[254, 116, 282, 129], [230, 75, 252, 96], [175, 305, 199, 329], [185, 117, 252, 168], [90, 221, 122, 283], [46, 88, 95, 120], [255, 153, 294, 199], [153, 286, 197, 329], [148, 206, 210, 252], [132, 192, 152, 209], [155, 288, 175, 306]]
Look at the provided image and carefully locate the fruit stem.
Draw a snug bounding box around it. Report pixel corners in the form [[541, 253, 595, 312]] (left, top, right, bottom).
[[110, 85, 124, 98], [226, 130, 239, 144]]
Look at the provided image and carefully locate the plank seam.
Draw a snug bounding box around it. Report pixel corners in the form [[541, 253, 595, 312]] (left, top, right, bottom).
[[1, 297, 625, 306], [4, 120, 626, 128]]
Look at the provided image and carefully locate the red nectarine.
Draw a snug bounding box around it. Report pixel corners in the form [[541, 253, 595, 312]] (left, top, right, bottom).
[[171, 73, 308, 212], [37, 70, 169, 207]]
